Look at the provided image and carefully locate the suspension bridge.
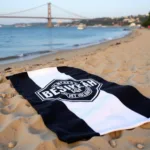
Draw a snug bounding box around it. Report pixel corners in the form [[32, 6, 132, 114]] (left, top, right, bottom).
[[0, 3, 90, 27]]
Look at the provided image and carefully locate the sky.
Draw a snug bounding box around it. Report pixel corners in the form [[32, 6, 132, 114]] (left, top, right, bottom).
[[0, 0, 150, 24]]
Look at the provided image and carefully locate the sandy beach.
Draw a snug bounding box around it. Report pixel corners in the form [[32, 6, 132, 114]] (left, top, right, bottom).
[[0, 28, 150, 150]]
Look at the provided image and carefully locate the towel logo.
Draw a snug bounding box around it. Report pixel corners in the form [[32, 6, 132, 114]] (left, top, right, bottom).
[[35, 79, 102, 102]]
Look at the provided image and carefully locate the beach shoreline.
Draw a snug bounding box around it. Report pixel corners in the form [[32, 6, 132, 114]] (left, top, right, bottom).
[[0, 29, 134, 71], [0, 26, 131, 65]]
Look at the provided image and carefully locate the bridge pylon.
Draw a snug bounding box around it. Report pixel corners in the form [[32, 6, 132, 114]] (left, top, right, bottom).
[[48, 3, 52, 27]]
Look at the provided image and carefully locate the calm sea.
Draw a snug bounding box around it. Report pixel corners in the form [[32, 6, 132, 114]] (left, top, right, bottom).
[[0, 26, 131, 64]]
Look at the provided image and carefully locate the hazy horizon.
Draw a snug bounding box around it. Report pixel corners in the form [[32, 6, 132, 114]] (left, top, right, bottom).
[[0, 0, 150, 25]]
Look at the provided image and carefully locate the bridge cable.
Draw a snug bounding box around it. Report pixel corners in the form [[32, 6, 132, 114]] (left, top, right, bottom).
[[0, 3, 47, 16], [51, 4, 87, 19]]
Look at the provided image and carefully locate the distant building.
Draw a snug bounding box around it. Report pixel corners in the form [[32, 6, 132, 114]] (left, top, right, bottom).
[[129, 18, 136, 23], [130, 23, 136, 27], [135, 18, 140, 23], [123, 17, 136, 23], [54, 24, 60, 27], [92, 24, 102, 27], [123, 18, 130, 22], [137, 24, 141, 27]]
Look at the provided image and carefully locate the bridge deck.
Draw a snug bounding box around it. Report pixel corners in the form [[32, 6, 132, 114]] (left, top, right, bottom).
[[0, 16, 87, 20]]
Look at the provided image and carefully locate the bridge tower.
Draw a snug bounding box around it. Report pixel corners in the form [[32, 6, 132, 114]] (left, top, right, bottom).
[[48, 3, 52, 27]]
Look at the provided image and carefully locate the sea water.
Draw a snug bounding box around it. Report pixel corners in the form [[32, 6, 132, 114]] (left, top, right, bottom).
[[0, 26, 131, 64]]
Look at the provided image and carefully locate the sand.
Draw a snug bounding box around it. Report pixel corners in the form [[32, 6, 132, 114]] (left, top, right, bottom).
[[0, 28, 150, 150]]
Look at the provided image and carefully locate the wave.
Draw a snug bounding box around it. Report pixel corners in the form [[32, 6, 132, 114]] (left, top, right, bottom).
[[72, 39, 108, 48], [0, 50, 51, 61], [42, 43, 65, 46], [71, 32, 130, 49]]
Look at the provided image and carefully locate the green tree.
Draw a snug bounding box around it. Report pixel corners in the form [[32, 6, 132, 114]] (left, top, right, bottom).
[[142, 12, 150, 27]]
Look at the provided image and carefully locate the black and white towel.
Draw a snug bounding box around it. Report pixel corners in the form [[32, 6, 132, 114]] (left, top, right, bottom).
[[7, 66, 150, 143]]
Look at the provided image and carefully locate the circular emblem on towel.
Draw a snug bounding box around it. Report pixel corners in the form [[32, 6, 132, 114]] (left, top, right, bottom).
[[35, 79, 102, 102]]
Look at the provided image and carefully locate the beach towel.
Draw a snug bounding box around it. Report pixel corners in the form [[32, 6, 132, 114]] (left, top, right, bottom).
[[7, 66, 150, 143]]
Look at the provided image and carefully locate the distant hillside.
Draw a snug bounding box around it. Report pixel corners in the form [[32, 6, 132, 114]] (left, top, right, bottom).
[[60, 15, 148, 27], [78, 15, 148, 26], [142, 13, 150, 27], [2, 22, 58, 27]]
